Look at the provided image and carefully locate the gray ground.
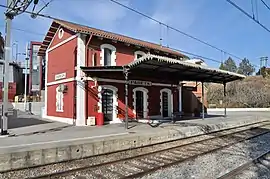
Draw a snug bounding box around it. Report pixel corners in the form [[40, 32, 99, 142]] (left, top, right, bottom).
[[0, 111, 268, 153]]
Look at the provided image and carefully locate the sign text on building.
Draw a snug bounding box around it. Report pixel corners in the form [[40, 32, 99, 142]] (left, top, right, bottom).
[[129, 80, 152, 86], [55, 72, 66, 81]]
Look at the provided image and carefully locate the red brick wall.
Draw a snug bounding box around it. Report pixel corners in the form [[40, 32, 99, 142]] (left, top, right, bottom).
[[47, 82, 75, 119], [87, 81, 180, 119], [173, 88, 179, 113], [147, 86, 161, 116], [47, 27, 77, 119], [48, 27, 76, 49], [183, 82, 208, 114], [86, 81, 99, 118], [0, 82, 16, 102], [47, 38, 77, 83], [88, 38, 146, 66]]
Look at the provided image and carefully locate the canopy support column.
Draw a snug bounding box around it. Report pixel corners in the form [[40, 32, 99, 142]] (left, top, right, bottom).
[[201, 82, 205, 120], [178, 82, 182, 113], [224, 82, 227, 117], [124, 67, 129, 130]]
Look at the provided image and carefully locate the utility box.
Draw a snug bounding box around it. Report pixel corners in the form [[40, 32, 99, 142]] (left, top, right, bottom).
[[87, 116, 96, 126]]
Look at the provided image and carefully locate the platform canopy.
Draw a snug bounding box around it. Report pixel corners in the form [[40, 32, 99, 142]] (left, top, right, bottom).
[[81, 53, 245, 84]]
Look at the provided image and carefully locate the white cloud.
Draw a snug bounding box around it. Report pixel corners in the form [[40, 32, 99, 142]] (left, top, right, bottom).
[[138, 0, 204, 31], [42, 0, 130, 30]]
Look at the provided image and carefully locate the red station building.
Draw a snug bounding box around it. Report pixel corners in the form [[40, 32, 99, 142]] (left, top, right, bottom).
[[38, 19, 244, 126]]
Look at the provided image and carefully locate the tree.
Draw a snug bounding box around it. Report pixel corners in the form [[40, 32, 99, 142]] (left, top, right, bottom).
[[219, 57, 237, 72], [256, 66, 270, 78], [237, 58, 255, 76], [219, 63, 226, 70]]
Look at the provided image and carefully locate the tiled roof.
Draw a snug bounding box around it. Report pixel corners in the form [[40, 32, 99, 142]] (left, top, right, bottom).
[[38, 19, 188, 58]]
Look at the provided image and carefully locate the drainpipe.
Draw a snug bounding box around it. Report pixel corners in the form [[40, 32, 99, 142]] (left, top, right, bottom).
[[85, 34, 93, 125]]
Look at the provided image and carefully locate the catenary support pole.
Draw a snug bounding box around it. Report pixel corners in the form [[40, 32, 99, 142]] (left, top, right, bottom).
[[201, 82, 205, 120], [178, 82, 182, 113], [124, 67, 129, 130], [24, 43, 29, 112], [1, 0, 12, 135], [224, 82, 227, 117]]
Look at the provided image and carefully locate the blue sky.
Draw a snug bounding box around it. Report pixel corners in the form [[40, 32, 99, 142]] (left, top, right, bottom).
[[1, 0, 270, 70]]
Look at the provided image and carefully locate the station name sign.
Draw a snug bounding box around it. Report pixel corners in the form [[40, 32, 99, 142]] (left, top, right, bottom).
[[129, 80, 152, 86], [55, 72, 66, 81]]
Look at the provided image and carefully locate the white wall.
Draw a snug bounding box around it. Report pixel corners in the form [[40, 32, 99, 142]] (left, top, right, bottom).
[[12, 102, 45, 115]]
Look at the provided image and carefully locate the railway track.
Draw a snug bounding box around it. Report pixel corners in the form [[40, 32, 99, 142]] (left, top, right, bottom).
[[218, 151, 270, 179], [26, 122, 270, 179]]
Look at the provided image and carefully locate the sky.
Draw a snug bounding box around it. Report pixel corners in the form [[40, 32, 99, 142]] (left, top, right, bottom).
[[1, 0, 270, 70]]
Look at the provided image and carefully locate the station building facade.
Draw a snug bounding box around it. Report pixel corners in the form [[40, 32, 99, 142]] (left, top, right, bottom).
[[39, 19, 209, 126]]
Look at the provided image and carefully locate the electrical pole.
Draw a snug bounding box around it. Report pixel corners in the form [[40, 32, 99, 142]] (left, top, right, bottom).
[[24, 43, 29, 112], [259, 56, 268, 75], [2, 0, 13, 135], [1, 0, 35, 135]]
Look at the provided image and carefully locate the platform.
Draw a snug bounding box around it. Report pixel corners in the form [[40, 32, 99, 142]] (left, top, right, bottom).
[[0, 111, 269, 172]]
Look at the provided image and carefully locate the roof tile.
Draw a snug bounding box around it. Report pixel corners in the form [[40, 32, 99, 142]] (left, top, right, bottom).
[[39, 19, 188, 58]]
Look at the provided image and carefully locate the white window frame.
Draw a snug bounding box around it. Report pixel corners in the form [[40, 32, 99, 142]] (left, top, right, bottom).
[[133, 87, 149, 118], [134, 51, 146, 61], [97, 85, 119, 123], [160, 88, 173, 117], [100, 44, 116, 66], [56, 86, 64, 112]]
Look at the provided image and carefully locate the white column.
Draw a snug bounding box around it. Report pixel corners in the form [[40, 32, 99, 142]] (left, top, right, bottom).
[[44, 50, 48, 117], [178, 83, 182, 113], [76, 33, 86, 126]]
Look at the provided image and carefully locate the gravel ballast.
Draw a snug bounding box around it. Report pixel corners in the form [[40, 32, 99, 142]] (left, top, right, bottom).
[[2, 123, 268, 179], [141, 132, 270, 179], [230, 153, 270, 179]]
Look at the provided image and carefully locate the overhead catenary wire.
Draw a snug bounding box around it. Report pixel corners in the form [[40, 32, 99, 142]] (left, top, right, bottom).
[[0, 3, 226, 65], [260, 0, 270, 11], [0, 25, 45, 36], [0, 3, 259, 68], [108, 0, 244, 61], [31, 0, 55, 19], [226, 0, 270, 33]]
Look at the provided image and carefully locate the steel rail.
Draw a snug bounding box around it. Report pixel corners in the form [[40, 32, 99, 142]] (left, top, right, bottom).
[[124, 128, 270, 179], [218, 151, 270, 179], [28, 123, 270, 179]]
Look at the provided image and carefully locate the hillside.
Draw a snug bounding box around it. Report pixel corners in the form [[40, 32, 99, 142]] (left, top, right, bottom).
[[207, 76, 270, 108]]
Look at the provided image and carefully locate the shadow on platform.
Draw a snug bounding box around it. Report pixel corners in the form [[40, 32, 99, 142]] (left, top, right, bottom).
[[3, 116, 51, 129], [0, 109, 51, 129]]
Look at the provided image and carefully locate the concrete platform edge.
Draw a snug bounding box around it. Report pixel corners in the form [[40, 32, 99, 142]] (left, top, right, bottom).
[[0, 118, 268, 172]]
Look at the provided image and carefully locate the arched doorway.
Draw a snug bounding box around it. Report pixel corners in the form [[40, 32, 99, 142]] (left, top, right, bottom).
[[161, 91, 169, 117], [160, 88, 173, 118], [135, 90, 144, 118], [102, 89, 113, 121], [133, 87, 148, 119]]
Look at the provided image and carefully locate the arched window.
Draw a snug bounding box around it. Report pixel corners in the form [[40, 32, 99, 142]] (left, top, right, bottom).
[[100, 44, 116, 66], [56, 86, 64, 112]]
